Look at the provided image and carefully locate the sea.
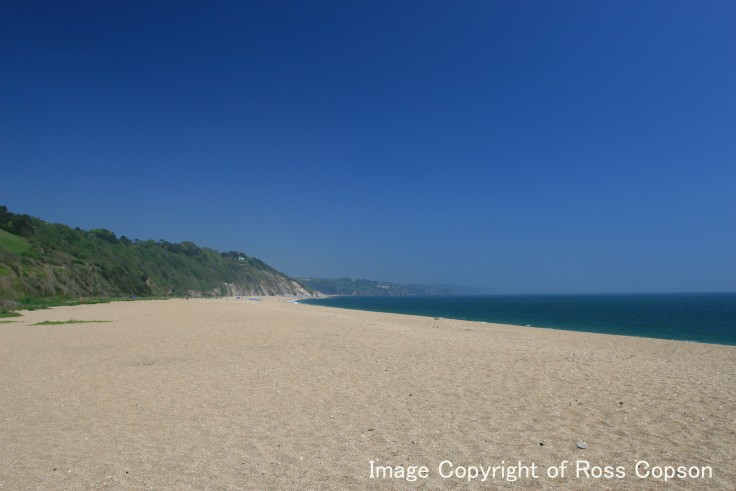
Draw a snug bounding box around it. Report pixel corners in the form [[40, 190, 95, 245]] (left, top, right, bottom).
[[302, 293, 736, 346]]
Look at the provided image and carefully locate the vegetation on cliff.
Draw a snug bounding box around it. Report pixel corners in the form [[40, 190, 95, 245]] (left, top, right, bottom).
[[0, 206, 310, 311]]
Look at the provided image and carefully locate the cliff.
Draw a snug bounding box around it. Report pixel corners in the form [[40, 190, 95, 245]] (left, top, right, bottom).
[[0, 206, 312, 309]]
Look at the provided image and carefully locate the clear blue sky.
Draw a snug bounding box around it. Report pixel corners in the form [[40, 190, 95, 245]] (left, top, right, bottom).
[[1, 1, 734, 293]]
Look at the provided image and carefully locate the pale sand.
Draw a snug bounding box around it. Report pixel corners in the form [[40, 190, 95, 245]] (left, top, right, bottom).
[[0, 298, 734, 490]]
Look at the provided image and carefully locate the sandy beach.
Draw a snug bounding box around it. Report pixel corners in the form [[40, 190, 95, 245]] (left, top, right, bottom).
[[1, 297, 734, 489]]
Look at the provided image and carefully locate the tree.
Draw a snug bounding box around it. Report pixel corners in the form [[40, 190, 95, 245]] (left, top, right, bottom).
[[91, 229, 118, 244], [0, 207, 35, 236]]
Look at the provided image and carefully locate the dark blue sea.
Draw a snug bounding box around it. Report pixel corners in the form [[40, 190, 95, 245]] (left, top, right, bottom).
[[303, 293, 736, 346]]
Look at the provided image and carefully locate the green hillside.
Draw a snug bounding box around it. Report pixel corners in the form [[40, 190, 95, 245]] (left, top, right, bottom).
[[0, 206, 311, 311], [0, 228, 30, 255]]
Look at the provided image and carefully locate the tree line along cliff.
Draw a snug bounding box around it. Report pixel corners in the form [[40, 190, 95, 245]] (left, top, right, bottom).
[[0, 206, 311, 310]]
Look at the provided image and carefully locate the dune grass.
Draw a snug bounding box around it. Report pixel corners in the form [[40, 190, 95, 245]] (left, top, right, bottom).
[[33, 320, 112, 326]]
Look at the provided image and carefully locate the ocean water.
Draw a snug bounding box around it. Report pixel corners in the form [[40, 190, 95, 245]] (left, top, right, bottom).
[[303, 293, 736, 346]]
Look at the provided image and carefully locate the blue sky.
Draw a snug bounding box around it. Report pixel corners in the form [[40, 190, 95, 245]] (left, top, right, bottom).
[[1, 1, 734, 293]]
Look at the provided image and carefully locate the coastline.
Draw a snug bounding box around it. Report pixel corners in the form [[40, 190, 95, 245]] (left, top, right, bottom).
[[1, 297, 734, 489], [302, 293, 736, 346]]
